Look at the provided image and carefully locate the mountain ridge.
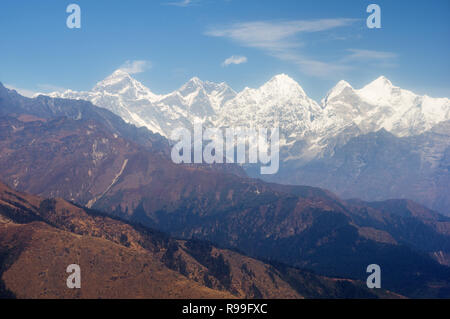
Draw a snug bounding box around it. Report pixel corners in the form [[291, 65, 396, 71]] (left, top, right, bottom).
[[46, 71, 450, 142]]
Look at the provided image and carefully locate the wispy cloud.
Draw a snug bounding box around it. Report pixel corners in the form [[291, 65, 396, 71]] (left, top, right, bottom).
[[345, 49, 397, 61], [206, 19, 357, 51], [4, 84, 37, 98], [222, 55, 248, 67], [264, 50, 349, 77], [206, 19, 358, 77], [206, 18, 399, 77], [5, 83, 69, 97], [341, 49, 398, 68], [36, 84, 68, 93], [119, 60, 151, 74], [165, 0, 195, 7]]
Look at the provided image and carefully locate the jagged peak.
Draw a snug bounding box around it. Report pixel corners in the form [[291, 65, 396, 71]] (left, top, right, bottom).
[[94, 69, 136, 89], [90, 69, 161, 102], [186, 76, 203, 86], [261, 73, 307, 96], [107, 69, 134, 82], [355, 76, 399, 105], [334, 80, 352, 90], [374, 75, 392, 84], [111, 68, 131, 77], [204, 80, 235, 96], [178, 76, 206, 95], [360, 76, 394, 92], [268, 73, 297, 85], [323, 80, 353, 103]]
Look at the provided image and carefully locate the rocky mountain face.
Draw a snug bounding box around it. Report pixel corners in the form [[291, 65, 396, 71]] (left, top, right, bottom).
[[215, 74, 322, 141], [50, 71, 237, 137], [263, 121, 450, 215], [47, 72, 450, 215], [49, 72, 450, 142], [321, 76, 450, 138], [0, 81, 169, 154], [0, 87, 449, 298], [0, 181, 398, 299]]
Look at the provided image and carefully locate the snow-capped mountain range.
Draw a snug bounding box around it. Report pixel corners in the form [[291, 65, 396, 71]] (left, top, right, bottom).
[[50, 70, 237, 137], [40, 70, 450, 214], [321, 76, 450, 138], [49, 70, 450, 161]]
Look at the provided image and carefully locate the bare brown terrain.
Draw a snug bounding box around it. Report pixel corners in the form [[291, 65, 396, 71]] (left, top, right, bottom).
[[0, 181, 398, 299]]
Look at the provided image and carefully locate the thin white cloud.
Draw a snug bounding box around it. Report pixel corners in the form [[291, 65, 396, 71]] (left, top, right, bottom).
[[5, 83, 70, 97], [119, 60, 151, 74], [340, 49, 398, 69], [222, 55, 248, 67], [166, 0, 194, 7], [4, 84, 37, 98], [275, 52, 348, 77], [37, 84, 68, 93], [206, 19, 358, 77], [206, 19, 357, 51], [345, 49, 397, 61]]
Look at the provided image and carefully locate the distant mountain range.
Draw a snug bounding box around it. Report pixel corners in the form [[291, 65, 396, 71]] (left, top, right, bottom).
[[49, 71, 450, 142], [1, 83, 449, 298], [48, 71, 450, 214], [49, 70, 237, 137]]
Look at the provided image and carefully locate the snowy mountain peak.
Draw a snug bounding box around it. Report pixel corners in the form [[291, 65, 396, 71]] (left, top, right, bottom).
[[320, 76, 450, 138], [261, 73, 307, 97], [354, 76, 401, 108], [333, 80, 353, 92], [271, 73, 294, 81], [359, 76, 394, 95], [203, 80, 232, 92], [92, 69, 161, 102], [111, 68, 131, 78], [178, 76, 205, 96], [267, 73, 300, 86], [214, 74, 322, 142], [322, 80, 353, 104], [186, 76, 203, 87], [95, 69, 132, 87], [46, 72, 449, 143], [189, 76, 202, 84], [373, 75, 393, 86]]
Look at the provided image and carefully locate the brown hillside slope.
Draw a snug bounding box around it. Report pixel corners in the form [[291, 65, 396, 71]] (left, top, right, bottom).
[[0, 221, 232, 299], [0, 181, 398, 299]]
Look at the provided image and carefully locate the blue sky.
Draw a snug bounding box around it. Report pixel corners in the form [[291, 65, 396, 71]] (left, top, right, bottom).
[[0, 0, 449, 100]]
